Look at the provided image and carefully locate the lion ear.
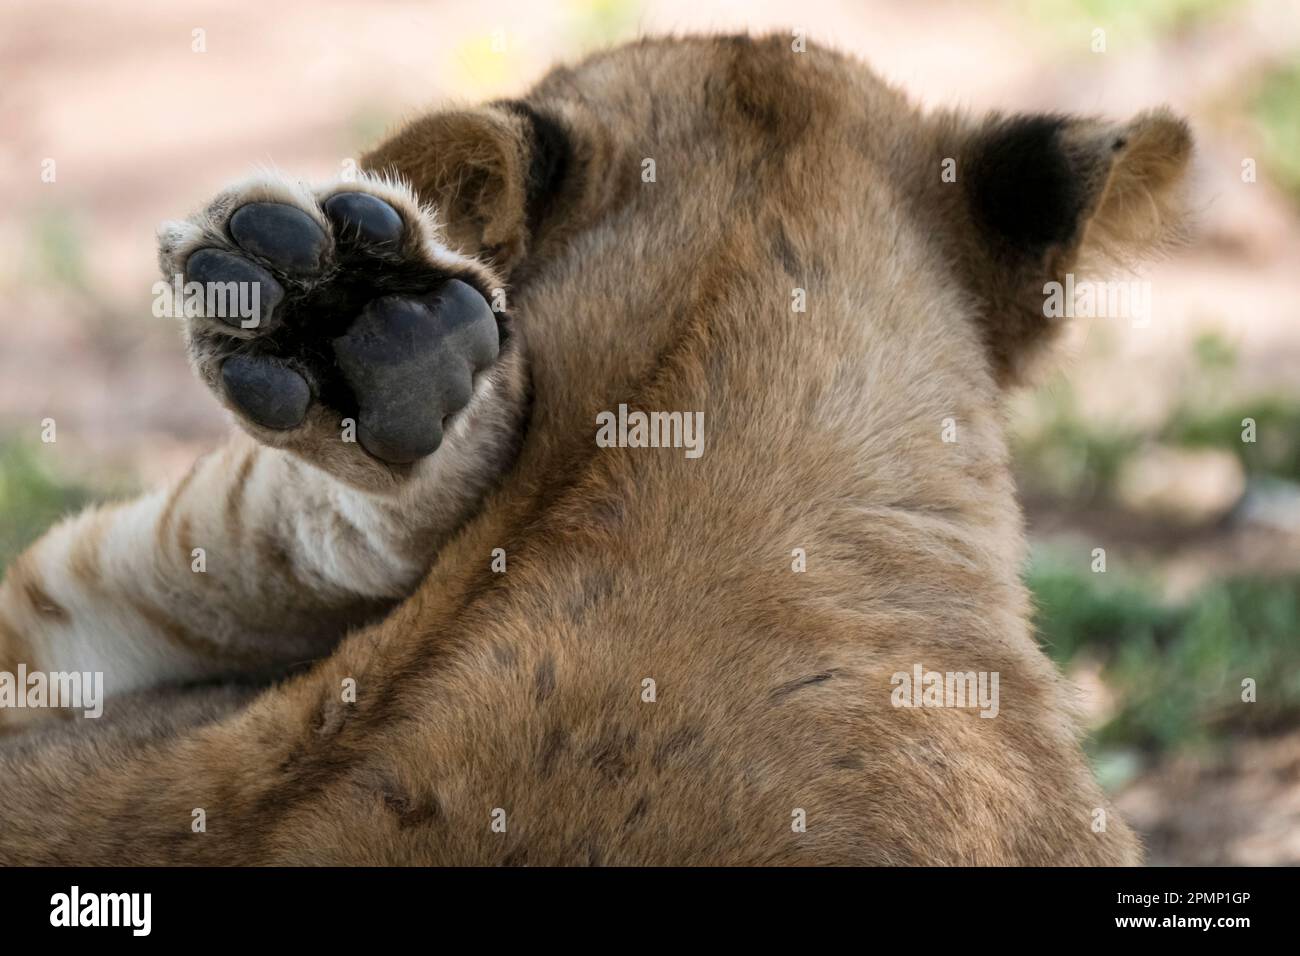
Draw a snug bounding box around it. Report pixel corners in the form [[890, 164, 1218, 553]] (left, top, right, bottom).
[[1070, 109, 1195, 267], [941, 107, 1193, 385], [361, 101, 570, 270], [963, 107, 1193, 271]]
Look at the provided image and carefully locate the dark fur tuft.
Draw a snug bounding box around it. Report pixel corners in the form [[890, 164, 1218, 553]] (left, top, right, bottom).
[[965, 115, 1082, 256]]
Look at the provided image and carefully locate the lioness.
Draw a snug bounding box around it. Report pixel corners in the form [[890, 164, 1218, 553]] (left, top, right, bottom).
[[0, 34, 1190, 864]]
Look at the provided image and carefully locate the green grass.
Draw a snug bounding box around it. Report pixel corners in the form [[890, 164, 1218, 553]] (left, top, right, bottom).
[[1013, 381, 1144, 502], [0, 442, 95, 573], [1015, 328, 1300, 500], [1015, 0, 1236, 46], [567, 0, 645, 51], [1163, 397, 1300, 483], [1249, 61, 1300, 204], [1029, 554, 1300, 753], [27, 207, 90, 292]]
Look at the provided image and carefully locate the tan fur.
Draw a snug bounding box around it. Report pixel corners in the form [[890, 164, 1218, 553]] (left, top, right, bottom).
[[0, 34, 1194, 864]]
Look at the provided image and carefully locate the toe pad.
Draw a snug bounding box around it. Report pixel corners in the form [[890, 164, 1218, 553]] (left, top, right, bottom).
[[221, 355, 312, 430], [185, 249, 284, 329], [229, 203, 328, 275], [324, 193, 404, 246]]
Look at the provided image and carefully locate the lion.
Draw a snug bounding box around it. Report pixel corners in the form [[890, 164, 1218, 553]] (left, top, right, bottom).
[[0, 33, 1191, 864]]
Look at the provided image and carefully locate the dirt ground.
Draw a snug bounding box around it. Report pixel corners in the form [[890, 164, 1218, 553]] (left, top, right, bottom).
[[1116, 730, 1300, 865]]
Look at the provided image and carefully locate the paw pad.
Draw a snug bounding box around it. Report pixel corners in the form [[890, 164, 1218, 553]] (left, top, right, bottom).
[[324, 192, 405, 246], [229, 202, 328, 274], [332, 280, 499, 463], [220, 355, 311, 430], [186, 187, 500, 465], [185, 249, 284, 329]]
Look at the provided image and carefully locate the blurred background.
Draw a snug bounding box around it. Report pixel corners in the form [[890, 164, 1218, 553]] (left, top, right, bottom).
[[1, 0, 1297, 864]]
